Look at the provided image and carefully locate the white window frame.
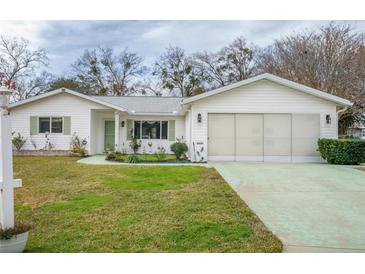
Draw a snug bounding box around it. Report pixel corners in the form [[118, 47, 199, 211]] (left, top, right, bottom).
[[133, 120, 168, 140], [38, 116, 64, 134]]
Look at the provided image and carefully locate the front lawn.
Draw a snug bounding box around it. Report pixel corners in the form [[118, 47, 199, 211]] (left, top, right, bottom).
[[13, 157, 281, 252]]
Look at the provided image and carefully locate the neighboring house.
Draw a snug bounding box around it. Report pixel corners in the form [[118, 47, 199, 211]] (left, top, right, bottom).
[[8, 73, 352, 162], [346, 123, 365, 139]]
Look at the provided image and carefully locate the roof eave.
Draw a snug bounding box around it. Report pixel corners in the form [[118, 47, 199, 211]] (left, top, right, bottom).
[[128, 112, 184, 116], [8, 88, 129, 112], [181, 73, 353, 107]]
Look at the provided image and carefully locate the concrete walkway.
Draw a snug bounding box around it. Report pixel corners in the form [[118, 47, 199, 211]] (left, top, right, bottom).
[[211, 162, 365, 252], [78, 155, 210, 167]]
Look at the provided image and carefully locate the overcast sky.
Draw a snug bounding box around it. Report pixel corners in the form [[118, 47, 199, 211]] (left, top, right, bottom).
[[1, 20, 364, 76]]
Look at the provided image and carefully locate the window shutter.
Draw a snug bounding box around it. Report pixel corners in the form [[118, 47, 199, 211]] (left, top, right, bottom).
[[126, 119, 133, 140], [63, 116, 71, 135], [168, 120, 175, 141], [30, 116, 38, 135]]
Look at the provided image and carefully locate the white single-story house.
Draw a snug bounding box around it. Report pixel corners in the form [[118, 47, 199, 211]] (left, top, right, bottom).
[[8, 73, 352, 162]]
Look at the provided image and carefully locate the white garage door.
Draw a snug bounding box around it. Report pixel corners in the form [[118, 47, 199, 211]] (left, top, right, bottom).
[[208, 114, 235, 161], [208, 113, 320, 162]]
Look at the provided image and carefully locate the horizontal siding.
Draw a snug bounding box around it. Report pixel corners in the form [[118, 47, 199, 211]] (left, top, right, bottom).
[[190, 80, 338, 161], [91, 111, 185, 154], [10, 93, 107, 152]]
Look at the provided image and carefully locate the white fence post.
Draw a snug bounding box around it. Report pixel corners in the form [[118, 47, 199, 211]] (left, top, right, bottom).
[[0, 112, 15, 229], [0, 86, 22, 230]]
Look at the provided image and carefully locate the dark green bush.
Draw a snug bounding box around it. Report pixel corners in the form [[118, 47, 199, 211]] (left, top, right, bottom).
[[318, 138, 365, 165], [170, 140, 188, 160]]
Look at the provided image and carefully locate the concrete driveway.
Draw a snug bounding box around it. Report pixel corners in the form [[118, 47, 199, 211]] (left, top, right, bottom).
[[212, 162, 365, 252]]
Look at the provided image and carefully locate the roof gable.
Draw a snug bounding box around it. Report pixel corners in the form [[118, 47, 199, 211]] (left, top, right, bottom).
[[9, 88, 129, 112], [182, 73, 353, 107]]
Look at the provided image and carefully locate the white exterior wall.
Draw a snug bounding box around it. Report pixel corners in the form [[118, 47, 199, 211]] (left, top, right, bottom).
[[189, 80, 338, 161], [10, 93, 107, 153], [91, 111, 185, 154]]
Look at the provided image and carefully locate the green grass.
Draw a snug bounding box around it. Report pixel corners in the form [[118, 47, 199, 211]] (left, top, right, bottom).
[[13, 156, 282, 252], [135, 154, 177, 162]]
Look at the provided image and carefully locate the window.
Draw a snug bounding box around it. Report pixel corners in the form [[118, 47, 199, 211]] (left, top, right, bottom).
[[51, 117, 63, 133], [39, 117, 63, 134], [134, 120, 141, 139], [161, 121, 168, 139], [142, 121, 160, 139], [133, 120, 169, 139], [39, 117, 50, 133], [361, 129, 365, 138]]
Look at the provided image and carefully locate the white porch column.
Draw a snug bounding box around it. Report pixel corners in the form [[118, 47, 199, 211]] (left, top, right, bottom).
[[0, 87, 22, 230], [114, 111, 120, 151]]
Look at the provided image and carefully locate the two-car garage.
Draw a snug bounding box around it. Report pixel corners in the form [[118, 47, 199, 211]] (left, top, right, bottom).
[[183, 74, 352, 163], [208, 113, 320, 162]]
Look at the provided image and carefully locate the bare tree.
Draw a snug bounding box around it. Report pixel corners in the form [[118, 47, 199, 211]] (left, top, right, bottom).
[[194, 37, 256, 90], [0, 35, 49, 101], [222, 37, 256, 82], [153, 46, 206, 97], [72, 47, 146, 96], [194, 51, 228, 89], [257, 23, 365, 133], [137, 79, 164, 96], [14, 71, 54, 101], [72, 49, 108, 95]]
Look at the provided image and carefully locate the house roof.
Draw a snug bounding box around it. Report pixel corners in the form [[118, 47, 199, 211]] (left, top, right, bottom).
[[9, 88, 184, 115], [92, 96, 184, 114], [9, 73, 353, 114], [9, 88, 128, 112], [182, 73, 353, 106]]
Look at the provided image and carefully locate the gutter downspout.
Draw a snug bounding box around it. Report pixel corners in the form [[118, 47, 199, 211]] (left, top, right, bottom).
[[336, 106, 349, 137]]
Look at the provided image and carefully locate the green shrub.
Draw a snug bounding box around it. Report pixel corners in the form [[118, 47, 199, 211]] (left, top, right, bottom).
[[0, 222, 31, 240], [170, 140, 188, 160], [154, 146, 167, 162], [129, 130, 142, 154], [318, 138, 365, 165], [12, 132, 26, 151], [106, 151, 124, 161], [126, 154, 140, 163]]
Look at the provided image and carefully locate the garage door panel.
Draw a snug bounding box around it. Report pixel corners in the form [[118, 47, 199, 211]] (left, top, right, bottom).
[[292, 114, 320, 156], [208, 114, 235, 157], [264, 114, 291, 157], [235, 114, 263, 157]]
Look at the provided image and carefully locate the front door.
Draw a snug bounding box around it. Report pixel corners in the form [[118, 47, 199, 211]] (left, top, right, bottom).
[[104, 120, 115, 151]]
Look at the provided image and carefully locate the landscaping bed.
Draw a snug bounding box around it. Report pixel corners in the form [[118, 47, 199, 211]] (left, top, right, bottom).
[[106, 151, 189, 163], [13, 156, 281, 252]]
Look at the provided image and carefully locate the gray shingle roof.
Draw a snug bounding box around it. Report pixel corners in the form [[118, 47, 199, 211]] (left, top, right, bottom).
[[92, 96, 184, 114]]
